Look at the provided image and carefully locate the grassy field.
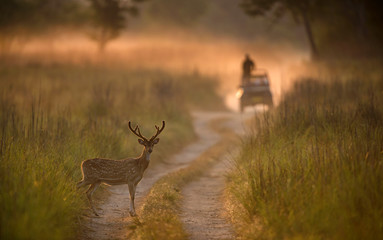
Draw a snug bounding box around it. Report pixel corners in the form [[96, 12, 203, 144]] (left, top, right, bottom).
[[0, 63, 224, 239], [227, 62, 383, 239]]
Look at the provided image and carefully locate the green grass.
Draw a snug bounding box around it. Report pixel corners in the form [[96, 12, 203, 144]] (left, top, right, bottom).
[[0, 64, 223, 239], [227, 64, 383, 239]]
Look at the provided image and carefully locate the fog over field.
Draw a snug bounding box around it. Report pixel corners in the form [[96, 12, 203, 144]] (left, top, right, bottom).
[[17, 32, 307, 109], [3, 0, 310, 110]]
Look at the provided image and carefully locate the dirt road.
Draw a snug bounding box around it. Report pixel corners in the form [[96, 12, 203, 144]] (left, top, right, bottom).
[[180, 112, 248, 240], [180, 155, 235, 240], [80, 111, 251, 239]]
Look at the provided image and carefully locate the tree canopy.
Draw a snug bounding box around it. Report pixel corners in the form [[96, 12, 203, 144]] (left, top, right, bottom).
[[145, 0, 208, 26], [0, 0, 147, 52], [240, 0, 383, 58], [240, 0, 320, 59], [88, 0, 147, 51]]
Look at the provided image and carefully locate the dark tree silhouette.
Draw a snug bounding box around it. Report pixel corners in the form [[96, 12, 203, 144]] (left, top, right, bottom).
[[146, 0, 208, 26], [88, 0, 145, 52], [0, 0, 80, 52], [240, 0, 320, 59]]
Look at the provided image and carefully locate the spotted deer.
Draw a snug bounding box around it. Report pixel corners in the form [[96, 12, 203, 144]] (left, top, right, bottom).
[[77, 121, 165, 216]]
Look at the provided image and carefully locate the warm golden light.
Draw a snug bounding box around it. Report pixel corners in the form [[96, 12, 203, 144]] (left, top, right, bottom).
[[9, 32, 308, 110], [236, 88, 244, 99]]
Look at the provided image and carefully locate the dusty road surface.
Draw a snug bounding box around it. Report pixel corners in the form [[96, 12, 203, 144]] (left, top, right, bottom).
[[180, 112, 248, 240], [180, 155, 235, 240], [80, 111, 252, 240]]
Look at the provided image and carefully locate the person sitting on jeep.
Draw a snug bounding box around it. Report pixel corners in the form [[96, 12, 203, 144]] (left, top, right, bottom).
[[242, 54, 255, 84]]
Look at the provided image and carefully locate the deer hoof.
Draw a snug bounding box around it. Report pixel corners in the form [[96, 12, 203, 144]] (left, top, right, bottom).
[[129, 210, 137, 217], [91, 209, 100, 216]]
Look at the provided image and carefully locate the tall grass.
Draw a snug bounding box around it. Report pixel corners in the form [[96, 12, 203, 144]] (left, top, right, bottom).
[[228, 67, 383, 239], [0, 64, 224, 239]]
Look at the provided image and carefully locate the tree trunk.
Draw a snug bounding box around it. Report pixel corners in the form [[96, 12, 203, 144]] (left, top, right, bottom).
[[345, 0, 368, 41], [98, 28, 108, 53], [354, 1, 368, 41], [98, 40, 107, 52], [301, 9, 319, 60]]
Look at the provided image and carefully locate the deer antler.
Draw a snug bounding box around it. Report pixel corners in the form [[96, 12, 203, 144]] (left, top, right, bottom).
[[150, 121, 165, 141], [128, 121, 148, 141]]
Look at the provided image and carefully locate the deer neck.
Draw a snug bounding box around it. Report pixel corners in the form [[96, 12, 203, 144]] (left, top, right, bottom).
[[142, 148, 151, 161], [138, 149, 150, 171]]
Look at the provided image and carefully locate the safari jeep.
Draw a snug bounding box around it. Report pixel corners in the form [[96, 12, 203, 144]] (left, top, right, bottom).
[[237, 70, 273, 112]]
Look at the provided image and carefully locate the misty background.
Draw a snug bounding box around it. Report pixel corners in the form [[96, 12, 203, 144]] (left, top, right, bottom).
[[1, 0, 383, 107], [2, 0, 383, 55]]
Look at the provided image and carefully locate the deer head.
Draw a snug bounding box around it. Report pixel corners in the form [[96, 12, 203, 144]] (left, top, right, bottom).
[[128, 121, 165, 159]]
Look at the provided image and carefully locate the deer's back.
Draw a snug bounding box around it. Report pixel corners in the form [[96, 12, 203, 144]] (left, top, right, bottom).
[[81, 158, 140, 184]]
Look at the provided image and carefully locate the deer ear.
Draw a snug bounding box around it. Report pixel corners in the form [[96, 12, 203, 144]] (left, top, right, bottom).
[[152, 138, 160, 144], [138, 139, 145, 145]]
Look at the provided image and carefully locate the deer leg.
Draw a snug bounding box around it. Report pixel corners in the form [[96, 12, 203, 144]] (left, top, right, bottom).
[[128, 183, 137, 217], [86, 182, 100, 216], [76, 180, 87, 189]]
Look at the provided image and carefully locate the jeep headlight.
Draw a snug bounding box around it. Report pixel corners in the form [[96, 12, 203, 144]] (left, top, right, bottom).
[[236, 88, 244, 98]]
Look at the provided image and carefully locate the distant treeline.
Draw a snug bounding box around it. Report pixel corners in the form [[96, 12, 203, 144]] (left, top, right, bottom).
[[1, 0, 383, 58], [0, 0, 147, 51]]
